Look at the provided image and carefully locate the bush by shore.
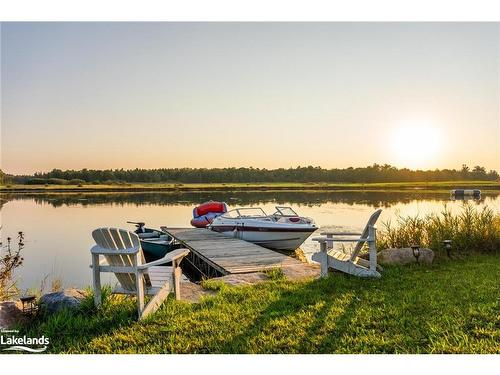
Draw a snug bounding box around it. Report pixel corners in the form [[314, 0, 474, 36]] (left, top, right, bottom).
[[378, 204, 500, 257]]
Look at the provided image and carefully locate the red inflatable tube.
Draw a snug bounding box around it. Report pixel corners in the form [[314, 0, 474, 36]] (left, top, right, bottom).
[[190, 217, 211, 228], [193, 201, 227, 217]]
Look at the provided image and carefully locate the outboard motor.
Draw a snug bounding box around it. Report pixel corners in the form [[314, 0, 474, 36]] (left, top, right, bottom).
[[127, 221, 146, 233]]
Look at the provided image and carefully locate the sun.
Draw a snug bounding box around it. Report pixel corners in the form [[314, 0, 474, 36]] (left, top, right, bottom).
[[390, 120, 441, 169]]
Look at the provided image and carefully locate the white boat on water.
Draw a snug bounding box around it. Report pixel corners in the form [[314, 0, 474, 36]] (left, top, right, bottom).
[[208, 206, 318, 250]]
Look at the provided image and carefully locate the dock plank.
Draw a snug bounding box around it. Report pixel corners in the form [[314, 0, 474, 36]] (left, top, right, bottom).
[[160, 227, 305, 275]]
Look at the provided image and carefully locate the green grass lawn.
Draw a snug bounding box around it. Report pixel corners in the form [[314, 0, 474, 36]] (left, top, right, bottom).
[[21, 254, 499, 354], [2, 180, 499, 192]]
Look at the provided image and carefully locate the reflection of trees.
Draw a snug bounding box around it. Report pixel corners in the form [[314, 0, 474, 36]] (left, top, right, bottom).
[[0, 197, 7, 210], [1, 190, 496, 209]]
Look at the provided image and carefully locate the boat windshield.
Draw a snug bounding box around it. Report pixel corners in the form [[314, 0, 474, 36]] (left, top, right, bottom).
[[223, 207, 268, 219], [274, 206, 299, 217]]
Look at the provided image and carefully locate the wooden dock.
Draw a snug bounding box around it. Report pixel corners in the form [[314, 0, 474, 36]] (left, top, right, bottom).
[[160, 227, 308, 279]]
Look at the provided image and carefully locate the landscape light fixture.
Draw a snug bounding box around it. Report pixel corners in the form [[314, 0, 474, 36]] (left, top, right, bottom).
[[442, 240, 452, 258], [410, 245, 420, 265], [19, 295, 37, 315]]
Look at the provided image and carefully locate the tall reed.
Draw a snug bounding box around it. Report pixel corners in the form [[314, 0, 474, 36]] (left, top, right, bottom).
[[378, 204, 500, 256], [0, 232, 24, 301]]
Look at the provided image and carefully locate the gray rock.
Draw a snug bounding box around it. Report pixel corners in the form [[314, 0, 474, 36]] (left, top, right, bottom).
[[0, 301, 26, 329], [39, 288, 87, 314], [378, 248, 434, 265]]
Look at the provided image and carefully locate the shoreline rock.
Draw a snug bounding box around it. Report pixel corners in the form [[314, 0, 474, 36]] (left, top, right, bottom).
[[0, 301, 27, 329], [39, 288, 87, 314], [378, 248, 435, 265]]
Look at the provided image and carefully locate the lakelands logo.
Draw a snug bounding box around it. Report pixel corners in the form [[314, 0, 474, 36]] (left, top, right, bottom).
[[1, 330, 49, 353]]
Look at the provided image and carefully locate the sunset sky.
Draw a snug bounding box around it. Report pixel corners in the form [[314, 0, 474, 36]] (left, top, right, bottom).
[[1, 22, 499, 174]]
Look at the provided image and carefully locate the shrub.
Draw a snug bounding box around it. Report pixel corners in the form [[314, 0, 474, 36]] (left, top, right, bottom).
[[102, 180, 121, 185], [378, 204, 500, 256], [68, 179, 86, 185], [47, 178, 69, 185], [26, 178, 48, 185]]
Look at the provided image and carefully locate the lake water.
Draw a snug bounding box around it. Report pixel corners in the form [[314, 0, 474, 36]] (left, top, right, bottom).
[[1, 190, 499, 291]]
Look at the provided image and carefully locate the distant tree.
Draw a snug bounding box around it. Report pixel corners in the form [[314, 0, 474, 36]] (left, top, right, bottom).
[[471, 165, 487, 180], [460, 164, 470, 179], [17, 164, 499, 184], [0, 170, 11, 185], [487, 170, 499, 180]]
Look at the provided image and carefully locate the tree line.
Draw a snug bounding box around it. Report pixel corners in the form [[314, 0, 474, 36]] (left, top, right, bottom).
[[2, 164, 498, 185]]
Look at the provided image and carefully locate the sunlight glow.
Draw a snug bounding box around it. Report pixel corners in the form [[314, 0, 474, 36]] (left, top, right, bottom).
[[391, 120, 442, 169]]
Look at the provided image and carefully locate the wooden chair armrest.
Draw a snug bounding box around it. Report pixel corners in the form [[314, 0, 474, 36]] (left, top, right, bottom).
[[320, 232, 362, 236], [89, 258, 109, 268], [90, 245, 139, 255], [329, 238, 369, 242], [170, 248, 190, 262], [137, 248, 190, 270], [313, 237, 330, 242], [313, 237, 369, 243]]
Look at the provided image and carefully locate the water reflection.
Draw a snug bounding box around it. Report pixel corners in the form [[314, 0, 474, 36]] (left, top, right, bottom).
[[1, 190, 496, 209], [1, 190, 498, 291]]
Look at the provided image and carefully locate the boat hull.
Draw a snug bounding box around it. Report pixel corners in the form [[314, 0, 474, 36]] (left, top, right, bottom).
[[135, 227, 178, 259], [210, 225, 317, 251], [141, 239, 173, 258]]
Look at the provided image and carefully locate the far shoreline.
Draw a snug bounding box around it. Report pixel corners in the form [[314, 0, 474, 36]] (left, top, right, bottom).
[[1, 180, 499, 193]]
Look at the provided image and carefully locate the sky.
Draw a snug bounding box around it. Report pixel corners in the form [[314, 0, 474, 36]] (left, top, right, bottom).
[[1, 22, 499, 175]]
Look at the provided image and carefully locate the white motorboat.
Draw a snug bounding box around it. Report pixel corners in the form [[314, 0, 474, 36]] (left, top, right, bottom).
[[208, 206, 318, 250]]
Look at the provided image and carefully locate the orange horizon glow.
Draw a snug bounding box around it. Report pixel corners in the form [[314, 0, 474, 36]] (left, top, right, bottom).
[[1, 23, 499, 175]]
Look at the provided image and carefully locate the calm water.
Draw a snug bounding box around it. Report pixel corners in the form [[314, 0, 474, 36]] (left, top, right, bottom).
[[1, 190, 499, 291]]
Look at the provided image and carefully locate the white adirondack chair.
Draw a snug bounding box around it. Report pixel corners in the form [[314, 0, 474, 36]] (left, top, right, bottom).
[[312, 209, 382, 278], [91, 227, 189, 320]]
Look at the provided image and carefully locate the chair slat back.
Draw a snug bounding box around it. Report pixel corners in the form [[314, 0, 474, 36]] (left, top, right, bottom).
[[350, 209, 382, 260], [92, 228, 142, 291]]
